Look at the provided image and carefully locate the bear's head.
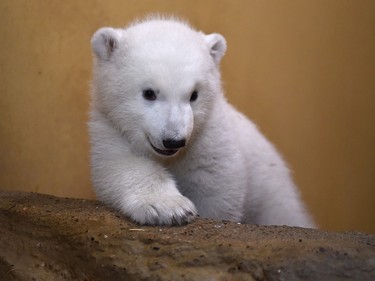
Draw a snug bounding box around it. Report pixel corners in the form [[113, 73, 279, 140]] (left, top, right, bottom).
[[91, 17, 226, 158]]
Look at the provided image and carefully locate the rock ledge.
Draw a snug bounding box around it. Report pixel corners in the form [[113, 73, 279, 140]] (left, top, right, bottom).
[[0, 191, 374, 280]]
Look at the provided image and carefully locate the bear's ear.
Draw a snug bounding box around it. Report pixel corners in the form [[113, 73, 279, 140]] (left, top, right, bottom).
[[205, 33, 227, 65], [91, 27, 121, 61]]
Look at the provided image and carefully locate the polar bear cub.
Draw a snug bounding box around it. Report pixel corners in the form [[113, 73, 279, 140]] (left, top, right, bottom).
[[89, 17, 315, 227]]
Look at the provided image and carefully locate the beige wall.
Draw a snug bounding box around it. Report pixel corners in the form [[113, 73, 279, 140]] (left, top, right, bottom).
[[1, 0, 374, 233]]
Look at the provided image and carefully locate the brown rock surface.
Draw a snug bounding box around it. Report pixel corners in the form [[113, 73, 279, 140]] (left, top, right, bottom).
[[0, 191, 374, 281]]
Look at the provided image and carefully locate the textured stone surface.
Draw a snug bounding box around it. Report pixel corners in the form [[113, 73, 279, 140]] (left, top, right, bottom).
[[0, 191, 374, 281]]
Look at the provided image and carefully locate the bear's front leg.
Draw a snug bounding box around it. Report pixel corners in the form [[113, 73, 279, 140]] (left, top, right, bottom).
[[89, 112, 197, 225], [92, 146, 197, 226], [123, 176, 197, 225]]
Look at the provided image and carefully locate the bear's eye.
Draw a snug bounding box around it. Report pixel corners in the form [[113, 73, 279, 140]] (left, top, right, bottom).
[[142, 89, 157, 101], [190, 90, 198, 102]]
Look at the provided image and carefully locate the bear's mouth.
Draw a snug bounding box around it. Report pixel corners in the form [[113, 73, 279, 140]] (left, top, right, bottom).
[[149, 140, 179, 156]]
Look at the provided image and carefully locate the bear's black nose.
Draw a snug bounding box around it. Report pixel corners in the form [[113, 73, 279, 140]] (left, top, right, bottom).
[[163, 139, 186, 149]]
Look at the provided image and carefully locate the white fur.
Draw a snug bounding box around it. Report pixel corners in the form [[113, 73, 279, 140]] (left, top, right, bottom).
[[89, 17, 315, 227]]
